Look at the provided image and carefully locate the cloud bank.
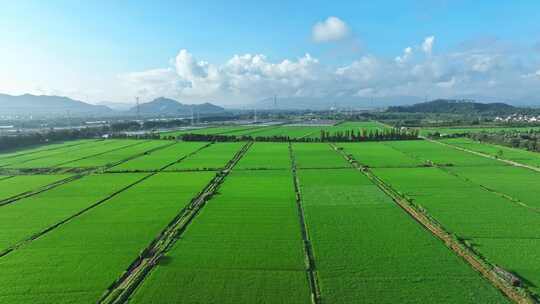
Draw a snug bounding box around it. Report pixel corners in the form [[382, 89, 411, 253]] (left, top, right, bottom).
[[121, 35, 540, 104]]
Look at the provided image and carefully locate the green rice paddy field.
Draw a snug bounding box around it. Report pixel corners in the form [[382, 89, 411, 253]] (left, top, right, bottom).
[[0, 133, 539, 303], [160, 121, 388, 139]]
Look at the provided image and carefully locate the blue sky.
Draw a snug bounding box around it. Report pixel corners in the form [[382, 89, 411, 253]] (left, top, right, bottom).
[[1, 1, 540, 105]]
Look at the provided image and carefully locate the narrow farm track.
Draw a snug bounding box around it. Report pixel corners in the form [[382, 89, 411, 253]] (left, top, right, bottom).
[[0, 142, 219, 256], [0, 174, 84, 207], [288, 143, 322, 304], [98, 142, 253, 304], [0, 172, 158, 258], [330, 143, 536, 304], [426, 137, 540, 173], [95, 141, 177, 171], [436, 166, 540, 214]]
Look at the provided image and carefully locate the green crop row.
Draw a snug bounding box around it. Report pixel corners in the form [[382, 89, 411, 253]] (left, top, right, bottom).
[[371, 165, 540, 295], [441, 138, 540, 168], [109, 142, 208, 171], [60, 140, 169, 168], [166, 142, 244, 171], [0, 172, 215, 303], [235, 142, 291, 169], [293, 143, 350, 168], [0, 139, 100, 168], [0, 173, 145, 253], [0, 174, 70, 202], [130, 170, 311, 304], [297, 167, 509, 303], [6, 140, 142, 169]]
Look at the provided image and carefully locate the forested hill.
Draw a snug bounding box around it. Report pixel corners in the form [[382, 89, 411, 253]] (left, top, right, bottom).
[[387, 99, 520, 115]]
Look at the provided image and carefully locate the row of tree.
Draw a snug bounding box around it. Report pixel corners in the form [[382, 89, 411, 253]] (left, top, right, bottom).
[[178, 128, 419, 142], [468, 130, 540, 153], [320, 128, 419, 142]]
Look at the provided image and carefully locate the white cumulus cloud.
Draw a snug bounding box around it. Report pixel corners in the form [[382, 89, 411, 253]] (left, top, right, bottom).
[[422, 36, 435, 54], [312, 17, 350, 43], [120, 36, 540, 104]]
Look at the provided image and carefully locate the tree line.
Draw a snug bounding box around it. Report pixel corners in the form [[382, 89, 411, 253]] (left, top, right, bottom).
[[176, 128, 419, 142]]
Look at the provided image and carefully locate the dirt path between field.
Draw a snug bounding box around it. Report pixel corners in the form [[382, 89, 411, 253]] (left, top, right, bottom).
[[0, 141, 216, 257], [98, 142, 253, 304], [288, 143, 322, 304], [330, 143, 536, 304]]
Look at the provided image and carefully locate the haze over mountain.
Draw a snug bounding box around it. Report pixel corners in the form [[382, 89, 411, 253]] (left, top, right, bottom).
[[0, 93, 112, 117], [387, 99, 532, 115], [0, 94, 225, 118], [128, 97, 225, 116]]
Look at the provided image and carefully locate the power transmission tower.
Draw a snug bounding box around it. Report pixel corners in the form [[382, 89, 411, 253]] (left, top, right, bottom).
[[254, 108, 258, 123], [190, 107, 194, 125]]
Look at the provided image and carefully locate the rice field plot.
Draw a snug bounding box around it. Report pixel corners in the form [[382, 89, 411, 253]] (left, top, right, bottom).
[[337, 142, 422, 168], [0, 172, 215, 304], [441, 138, 540, 168], [385, 140, 504, 167], [59, 140, 169, 168], [166, 142, 244, 171], [371, 166, 540, 294], [0, 139, 95, 166], [293, 143, 350, 168], [250, 126, 320, 138], [109, 142, 208, 171], [8, 139, 142, 169], [372, 167, 540, 239], [297, 168, 509, 303], [161, 125, 257, 137], [445, 165, 540, 209], [0, 173, 145, 253], [420, 126, 540, 136], [0, 174, 70, 202], [0, 139, 100, 168], [235, 142, 290, 169], [129, 170, 311, 304]]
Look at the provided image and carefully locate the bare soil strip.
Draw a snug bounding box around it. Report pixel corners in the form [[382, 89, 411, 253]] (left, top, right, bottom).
[[288, 143, 322, 304], [330, 143, 536, 304], [98, 142, 253, 304]]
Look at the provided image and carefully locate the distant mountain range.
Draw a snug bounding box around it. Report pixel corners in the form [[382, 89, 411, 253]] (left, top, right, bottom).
[[386, 99, 524, 115], [129, 97, 225, 116], [0, 93, 112, 117], [0, 94, 225, 117]]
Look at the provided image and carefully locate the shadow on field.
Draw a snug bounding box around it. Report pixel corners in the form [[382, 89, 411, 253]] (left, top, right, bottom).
[[157, 255, 174, 266]]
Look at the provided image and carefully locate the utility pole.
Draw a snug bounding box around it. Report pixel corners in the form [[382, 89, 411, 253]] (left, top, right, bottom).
[[136, 96, 140, 121]]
